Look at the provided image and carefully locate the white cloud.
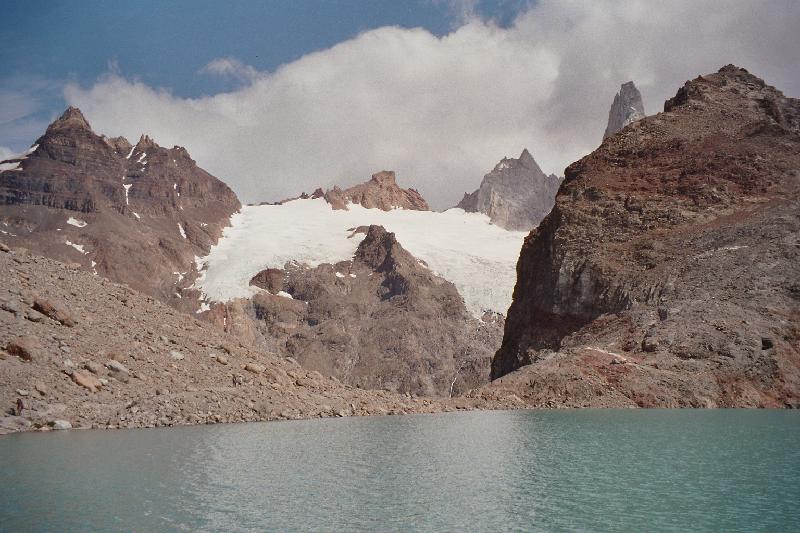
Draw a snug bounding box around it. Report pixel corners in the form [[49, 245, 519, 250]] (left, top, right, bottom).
[[199, 57, 259, 82], [0, 146, 14, 162], [64, 0, 800, 209]]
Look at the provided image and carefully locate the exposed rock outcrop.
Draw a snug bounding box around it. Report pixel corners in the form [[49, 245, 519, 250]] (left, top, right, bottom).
[[322, 171, 429, 211], [603, 81, 645, 139], [207, 225, 502, 397], [0, 107, 240, 308], [0, 246, 517, 434], [487, 65, 800, 408], [457, 149, 562, 231]]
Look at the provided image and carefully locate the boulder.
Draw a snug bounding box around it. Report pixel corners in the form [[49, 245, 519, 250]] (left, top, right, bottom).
[[244, 363, 266, 374], [5, 336, 42, 361], [33, 297, 76, 327], [70, 370, 103, 393]]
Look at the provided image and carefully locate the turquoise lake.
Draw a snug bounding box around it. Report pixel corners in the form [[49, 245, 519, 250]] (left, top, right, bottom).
[[1, 410, 798, 532]]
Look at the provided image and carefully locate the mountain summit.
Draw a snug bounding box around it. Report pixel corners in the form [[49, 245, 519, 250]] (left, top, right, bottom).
[[603, 81, 645, 139], [0, 107, 240, 305], [322, 171, 429, 211], [457, 149, 562, 231]]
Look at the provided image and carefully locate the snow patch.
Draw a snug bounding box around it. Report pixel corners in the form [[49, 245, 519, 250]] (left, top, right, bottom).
[[178, 223, 187, 239], [67, 217, 87, 228], [65, 240, 87, 254], [335, 272, 345, 278], [196, 302, 211, 314], [137, 152, 147, 163], [132, 212, 141, 219], [123, 183, 133, 204], [277, 291, 294, 299], [193, 198, 526, 316], [0, 162, 21, 172], [126, 146, 136, 159]]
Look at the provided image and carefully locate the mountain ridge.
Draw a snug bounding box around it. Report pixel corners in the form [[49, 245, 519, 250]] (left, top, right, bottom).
[[482, 65, 800, 407]]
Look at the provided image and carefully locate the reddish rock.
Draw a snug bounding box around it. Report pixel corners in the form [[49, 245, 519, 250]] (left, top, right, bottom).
[[249, 268, 285, 293], [71, 370, 103, 392], [33, 297, 76, 327], [0, 107, 240, 311], [323, 171, 429, 211], [5, 336, 42, 361], [490, 65, 800, 408]]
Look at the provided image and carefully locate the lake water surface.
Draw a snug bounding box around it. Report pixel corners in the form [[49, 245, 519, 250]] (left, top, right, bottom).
[[1, 410, 798, 532]]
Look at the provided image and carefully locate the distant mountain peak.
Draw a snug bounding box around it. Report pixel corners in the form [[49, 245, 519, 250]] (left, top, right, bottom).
[[458, 149, 562, 231], [136, 134, 159, 150], [318, 171, 429, 211], [603, 81, 645, 139], [47, 106, 92, 133], [519, 148, 534, 166], [369, 170, 397, 186]]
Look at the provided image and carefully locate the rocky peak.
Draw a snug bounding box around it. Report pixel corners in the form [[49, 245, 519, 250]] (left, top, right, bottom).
[[663, 65, 800, 132], [322, 171, 430, 211], [46, 106, 92, 134], [103, 136, 133, 155], [135, 134, 159, 151], [233, 223, 498, 397], [353, 225, 412, 273], [518, 148, 536, 167], [603, 81, 645, 139], [0, 106, 241, 308], [457, 149, 562, 231], [489, 66, 800, 408], [370, 171, 397, 186]]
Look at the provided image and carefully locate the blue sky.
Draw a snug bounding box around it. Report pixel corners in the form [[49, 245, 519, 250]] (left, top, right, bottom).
[[2, 1, 798, 207], [0, 0, 530, 151]]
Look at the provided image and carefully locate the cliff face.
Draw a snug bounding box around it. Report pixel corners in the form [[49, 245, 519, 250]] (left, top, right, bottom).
[[487, 66, 800, 407], [323, 171, 429, 211], [0, 107, 240, 306], [206, 225, 502, 397], [457, 149, 562, 231], [603, 81, 645, 139]]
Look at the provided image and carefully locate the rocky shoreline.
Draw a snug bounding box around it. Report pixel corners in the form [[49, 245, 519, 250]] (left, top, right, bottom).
[[0, 245, 521, 435]]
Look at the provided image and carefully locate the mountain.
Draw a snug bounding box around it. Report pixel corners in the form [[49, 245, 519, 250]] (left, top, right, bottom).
[[204, 225, 502, 397], [457, 149, 562, 231], [482, 66, 800, 408], [322, 171, 429, 211], [603, 81, 645, 139], [0, 107, 240, 307], [0, 245, 516, 434]]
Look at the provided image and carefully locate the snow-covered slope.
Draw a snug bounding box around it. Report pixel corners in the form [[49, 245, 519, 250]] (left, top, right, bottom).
[[194, 198, 527, 316]]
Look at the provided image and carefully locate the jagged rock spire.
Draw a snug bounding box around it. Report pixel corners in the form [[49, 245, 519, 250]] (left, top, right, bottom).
[[603, 81, 645, 139]]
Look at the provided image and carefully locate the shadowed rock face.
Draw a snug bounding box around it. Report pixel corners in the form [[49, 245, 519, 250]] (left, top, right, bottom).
[[0, 107, 240, 307], [323, 171, 429, 211], [457, 149, 563, 231], [487, 65, 800, 408], [603, 81, 645, 139], [207, 225, 502, 397]]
